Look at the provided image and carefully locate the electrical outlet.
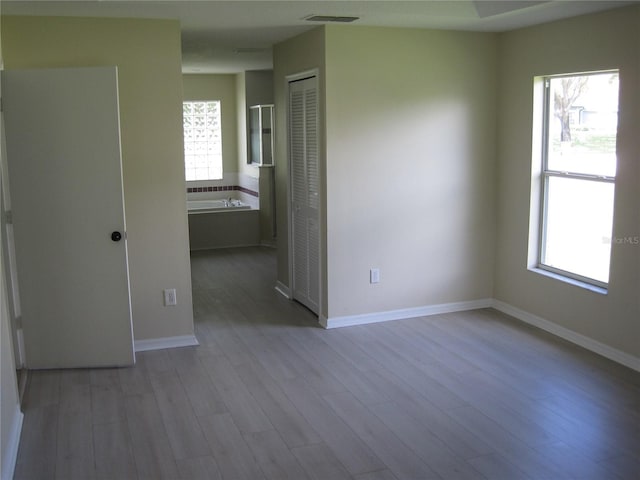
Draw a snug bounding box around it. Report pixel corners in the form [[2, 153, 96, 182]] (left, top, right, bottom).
[[164, 288, 177, 306], [370, 268, 380, 284]]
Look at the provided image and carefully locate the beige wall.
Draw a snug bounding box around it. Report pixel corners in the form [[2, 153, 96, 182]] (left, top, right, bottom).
[[183, 74, 239, 178], [495, 6, 640, 357], [246, 70, 274, 107], [323, 26, 498, 318], [1, 16, 194, 342], [273, 26, 497, 320], [273, 26, 327, 311]]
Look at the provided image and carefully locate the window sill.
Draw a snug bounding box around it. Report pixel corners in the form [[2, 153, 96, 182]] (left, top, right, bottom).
[[529, 267, 608, 295]]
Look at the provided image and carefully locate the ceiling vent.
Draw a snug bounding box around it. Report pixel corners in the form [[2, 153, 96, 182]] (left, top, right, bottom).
[[304, 15, 360, 23], [233, 48, 270, 54]]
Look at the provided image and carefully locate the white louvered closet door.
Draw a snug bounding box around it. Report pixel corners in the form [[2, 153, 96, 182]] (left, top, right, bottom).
[[289, 76, 320, 314]]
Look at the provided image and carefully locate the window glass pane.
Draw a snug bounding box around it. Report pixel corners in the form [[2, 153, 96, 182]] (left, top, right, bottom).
[[183, 100, 223, 181], [542, 176, 614, 283], [547, 73, 618, 177]]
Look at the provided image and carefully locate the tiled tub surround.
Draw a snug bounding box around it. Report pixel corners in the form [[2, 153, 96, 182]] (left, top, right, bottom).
[[187, 173, 259, 209], [187, 198, 252, 213], [187, 184, 258, 196]]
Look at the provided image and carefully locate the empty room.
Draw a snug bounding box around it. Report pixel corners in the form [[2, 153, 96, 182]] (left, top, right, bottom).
[[1, 1, 639, 479]]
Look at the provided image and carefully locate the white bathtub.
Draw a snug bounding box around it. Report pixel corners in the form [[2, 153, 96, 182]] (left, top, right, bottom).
[[187, 199, 251, 214]]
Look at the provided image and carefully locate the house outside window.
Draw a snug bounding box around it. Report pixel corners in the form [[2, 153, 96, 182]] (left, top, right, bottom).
[[535, 71, 619, 288], [183, 100, 223, 181]]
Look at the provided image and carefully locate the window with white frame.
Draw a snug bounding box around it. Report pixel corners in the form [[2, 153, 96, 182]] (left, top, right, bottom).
[[536, 71, 619, 287], [183, 101, 223, 181]]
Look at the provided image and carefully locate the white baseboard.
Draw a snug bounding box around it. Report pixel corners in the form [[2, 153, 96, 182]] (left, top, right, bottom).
[[275, 281, 292, 299], [322, 298, 494, 329], [261, 287, 639, 371], [492, 300, 640, 372], [1, 406, 23, 480], [134, 334, 199, 352], [189, 243, 260, 252]]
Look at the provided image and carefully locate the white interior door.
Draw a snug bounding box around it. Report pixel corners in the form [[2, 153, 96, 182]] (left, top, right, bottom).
[[2, 66, 135, 369], [289, 76, 320, 314]]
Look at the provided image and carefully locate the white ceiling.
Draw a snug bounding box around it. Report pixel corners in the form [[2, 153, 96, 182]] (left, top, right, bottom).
[[2, 1, 635, 73]]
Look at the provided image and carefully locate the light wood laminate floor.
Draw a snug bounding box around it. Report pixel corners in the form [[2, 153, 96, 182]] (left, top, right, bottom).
[[14, 246, 640, 479]]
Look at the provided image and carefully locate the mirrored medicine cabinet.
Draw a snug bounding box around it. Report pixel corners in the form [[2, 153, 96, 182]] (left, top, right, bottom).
[[249, 104, 274, 166]]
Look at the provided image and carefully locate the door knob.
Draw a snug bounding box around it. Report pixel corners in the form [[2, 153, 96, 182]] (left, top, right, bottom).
[[111, 231, 122, 242]]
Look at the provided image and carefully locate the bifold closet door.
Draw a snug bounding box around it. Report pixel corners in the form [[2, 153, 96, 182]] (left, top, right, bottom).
[[2, 66, 135, 368], [289, 76, 320, 314]]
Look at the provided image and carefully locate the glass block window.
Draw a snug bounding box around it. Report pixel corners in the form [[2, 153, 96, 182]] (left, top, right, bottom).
[[183, 101, 223, 181]]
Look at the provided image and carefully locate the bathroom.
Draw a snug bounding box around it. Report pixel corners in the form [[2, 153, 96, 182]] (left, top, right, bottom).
[[183, 70, 276, 251]]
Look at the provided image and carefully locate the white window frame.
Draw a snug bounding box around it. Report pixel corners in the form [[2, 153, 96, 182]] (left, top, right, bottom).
[[533, 70, 618, 291], [183, 100, 223, 181]]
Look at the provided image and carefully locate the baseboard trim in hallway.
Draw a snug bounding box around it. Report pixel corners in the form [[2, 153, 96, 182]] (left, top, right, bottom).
[[134, 334, 199, 352], [275, 281, 292, 299], [321, 298, 494, 329]]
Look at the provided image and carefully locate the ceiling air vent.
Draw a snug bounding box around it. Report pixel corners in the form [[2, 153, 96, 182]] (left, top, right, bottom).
[[304, 15, 360, 23], [233, 48, 270, 54]]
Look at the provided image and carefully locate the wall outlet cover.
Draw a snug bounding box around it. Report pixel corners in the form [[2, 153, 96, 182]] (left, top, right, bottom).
[[164, 288, 177, 306], [370, 268, 380, 284]]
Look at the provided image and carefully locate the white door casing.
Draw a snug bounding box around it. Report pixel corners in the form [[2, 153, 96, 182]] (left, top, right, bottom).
[[2, 66, 135, 368], [0, 70, 25, 368]]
